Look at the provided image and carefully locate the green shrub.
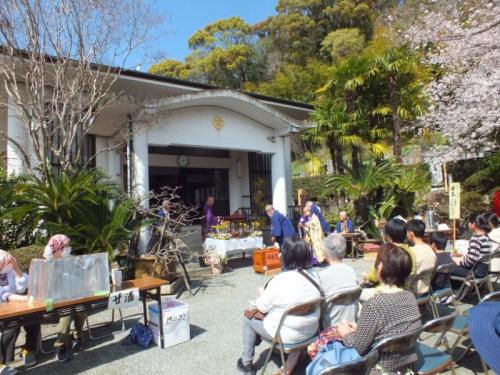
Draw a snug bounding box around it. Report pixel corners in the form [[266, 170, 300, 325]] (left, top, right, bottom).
[[0, 169, 36, 249], [8, 245, 44, 273], [3, 169, 143, 260], [461, 191, 488, 220], [464, 152, 500, 194], [292, 175, 330, 201]]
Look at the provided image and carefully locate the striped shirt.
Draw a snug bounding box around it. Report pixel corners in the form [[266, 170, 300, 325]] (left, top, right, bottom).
[[462, 234, 491, 277]]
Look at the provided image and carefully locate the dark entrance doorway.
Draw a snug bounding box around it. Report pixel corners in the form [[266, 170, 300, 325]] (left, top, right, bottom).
[[149, 166, 230, 217]]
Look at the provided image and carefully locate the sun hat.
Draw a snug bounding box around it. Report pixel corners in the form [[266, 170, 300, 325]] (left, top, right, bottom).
[[468, 301, 500, 373], [44, 234, 71, 259]]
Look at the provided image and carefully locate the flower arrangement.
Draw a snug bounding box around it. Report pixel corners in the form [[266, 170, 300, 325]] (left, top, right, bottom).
[[211, 220, 230, 234], [202, 249, 228, 275]]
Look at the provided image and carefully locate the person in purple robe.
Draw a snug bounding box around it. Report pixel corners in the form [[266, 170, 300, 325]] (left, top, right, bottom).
[[201, 196, 218, 240]]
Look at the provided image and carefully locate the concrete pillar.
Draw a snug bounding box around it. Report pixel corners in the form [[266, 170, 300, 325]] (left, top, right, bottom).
[[271, 137, 288, 215], [132, 124, 150, 253], [6, 97, 28, 175]]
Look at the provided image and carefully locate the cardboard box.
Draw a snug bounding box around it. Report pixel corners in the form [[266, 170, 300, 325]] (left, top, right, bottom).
[[148, 299, 190, 348], [253, 247, 281, 273]]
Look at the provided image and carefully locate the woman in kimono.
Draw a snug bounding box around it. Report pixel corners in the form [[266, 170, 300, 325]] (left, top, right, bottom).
[[303, 206, 325, 263]]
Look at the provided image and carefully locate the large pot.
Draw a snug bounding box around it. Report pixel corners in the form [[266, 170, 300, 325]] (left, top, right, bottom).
[[132, 256, 179, 282]]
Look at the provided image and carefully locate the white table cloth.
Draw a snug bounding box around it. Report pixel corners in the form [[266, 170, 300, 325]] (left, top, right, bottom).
[[203, 237, 264, 257]]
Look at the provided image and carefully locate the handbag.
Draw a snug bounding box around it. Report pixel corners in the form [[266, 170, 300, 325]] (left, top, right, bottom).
[[306, 340, 360, 375]]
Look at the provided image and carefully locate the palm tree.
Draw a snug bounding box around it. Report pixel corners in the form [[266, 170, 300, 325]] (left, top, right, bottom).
[[327, 162, 397, 222], [308, 100, 347, 174], [320, 55, 369, 174], [367, 46, 429, 163], [310, 54, 391, 176]]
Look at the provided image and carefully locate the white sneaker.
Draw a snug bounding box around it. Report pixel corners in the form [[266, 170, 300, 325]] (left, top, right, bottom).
[[0, 365, 18, 375]]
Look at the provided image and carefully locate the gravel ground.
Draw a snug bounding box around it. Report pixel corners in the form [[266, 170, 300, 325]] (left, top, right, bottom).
[[12, 256, 490, 375]]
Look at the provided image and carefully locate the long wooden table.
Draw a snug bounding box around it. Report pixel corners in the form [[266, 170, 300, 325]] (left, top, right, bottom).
[[0, 277, 168, 348]]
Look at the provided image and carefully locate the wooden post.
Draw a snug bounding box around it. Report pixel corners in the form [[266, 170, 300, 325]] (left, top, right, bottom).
[[452, 219, 457, 250], [449, 182, 461, 251], [443, 164, 448, 192]]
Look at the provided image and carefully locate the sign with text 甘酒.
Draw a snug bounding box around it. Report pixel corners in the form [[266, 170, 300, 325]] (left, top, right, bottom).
[[449, 182, 461, 219], [108, 288, 140, 310]]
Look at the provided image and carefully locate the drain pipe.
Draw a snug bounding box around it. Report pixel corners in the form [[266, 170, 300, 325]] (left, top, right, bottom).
[[126, 114, 133, 197]]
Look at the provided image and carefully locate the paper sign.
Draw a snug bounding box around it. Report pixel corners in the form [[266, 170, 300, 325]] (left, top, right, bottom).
[[449, 182, 461, 219], [108, 288, 140, 309]]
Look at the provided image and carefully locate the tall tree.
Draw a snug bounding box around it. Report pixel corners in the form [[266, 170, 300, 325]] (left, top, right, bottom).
[[150, 17, 266, 89], [250, 58, 330, 103], [260, 0, 377, 65], [367, 45, 429, 163], [310, 54, 390, 175], [0, 0, 160, 180]]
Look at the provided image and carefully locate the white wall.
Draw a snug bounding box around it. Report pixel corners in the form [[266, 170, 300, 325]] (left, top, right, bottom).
[[148, 106, 279, 154], [6, 97, 31, 174]]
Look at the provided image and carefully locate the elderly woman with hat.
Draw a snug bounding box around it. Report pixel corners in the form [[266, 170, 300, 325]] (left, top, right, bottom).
[[44, 234, 86, 362]]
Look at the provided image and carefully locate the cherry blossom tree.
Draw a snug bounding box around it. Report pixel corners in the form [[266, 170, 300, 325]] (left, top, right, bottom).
[[395, 0, 500, 161]]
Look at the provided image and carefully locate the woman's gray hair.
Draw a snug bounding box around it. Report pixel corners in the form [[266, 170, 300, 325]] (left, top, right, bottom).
[[323, 234, 346, 261]]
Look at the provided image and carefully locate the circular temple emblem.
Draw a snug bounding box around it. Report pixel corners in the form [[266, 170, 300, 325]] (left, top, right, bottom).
[[212, 115, 225, 131]]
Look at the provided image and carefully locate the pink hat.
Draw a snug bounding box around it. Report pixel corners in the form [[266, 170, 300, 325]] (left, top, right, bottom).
[[0, 250, 11, 270], [44, 234, 71, 259]]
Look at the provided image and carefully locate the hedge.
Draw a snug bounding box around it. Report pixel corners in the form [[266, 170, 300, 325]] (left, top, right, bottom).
[[8, 245, 44, 273]]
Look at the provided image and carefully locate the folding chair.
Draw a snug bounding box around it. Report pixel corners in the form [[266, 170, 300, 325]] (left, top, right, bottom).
[[322, 287, 361, 328], [449, 291, 500, 374], [412, 268, 436, 297], [488, 248, 500, 285], [260, 297, 323, 375], [412, 268, 436, 313], [416, 293, 432, 319], [86, 308, 125, 340], [450, 253, 494, 303], [318, 350, 379, 375], [415, 313, 458, 375], [428, 263, 456, 318], [371, 330, 421, 362]]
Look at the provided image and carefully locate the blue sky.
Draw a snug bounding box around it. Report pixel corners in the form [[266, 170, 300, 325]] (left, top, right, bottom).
[[126, 0, 277, 71]]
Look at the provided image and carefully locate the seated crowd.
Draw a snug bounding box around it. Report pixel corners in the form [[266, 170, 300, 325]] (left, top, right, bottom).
[[238, 210, 499, 375]]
